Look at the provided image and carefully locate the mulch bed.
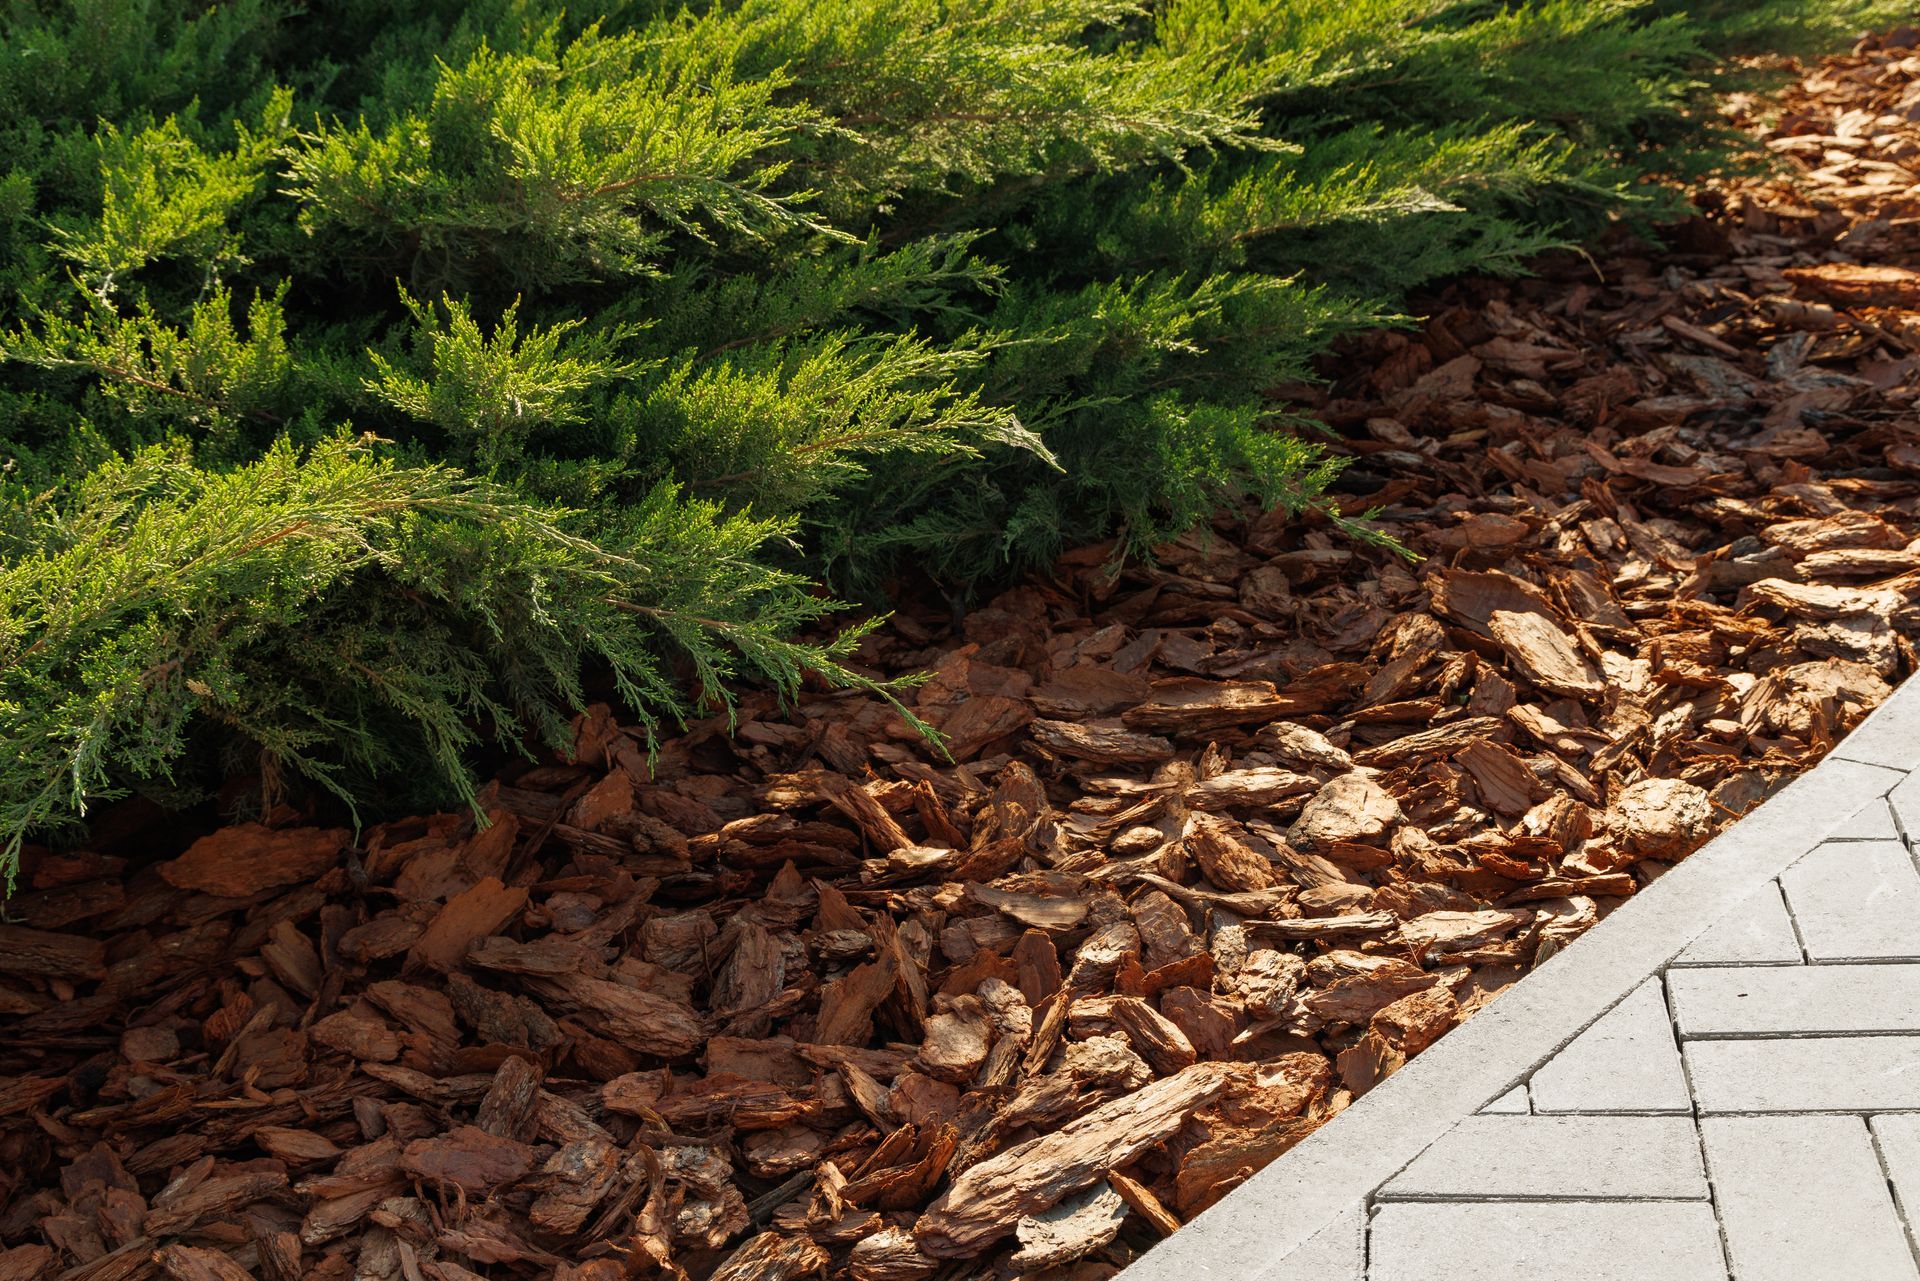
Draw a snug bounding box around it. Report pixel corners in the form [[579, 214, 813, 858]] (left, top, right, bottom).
[[10, 29, 1920, 1281]]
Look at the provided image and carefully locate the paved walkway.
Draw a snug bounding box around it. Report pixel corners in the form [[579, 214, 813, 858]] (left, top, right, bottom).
[[1122, 687, 1920, 1281], [1370, 781, 1920, 1281]]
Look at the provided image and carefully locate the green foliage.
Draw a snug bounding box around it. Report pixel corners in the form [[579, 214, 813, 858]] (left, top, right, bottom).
[[286, 29, 837, 292], [0, 0, 1879, 863], [366, 289, 640, 474], [50, 91, 292, 303], [0, 436, 896, 871]]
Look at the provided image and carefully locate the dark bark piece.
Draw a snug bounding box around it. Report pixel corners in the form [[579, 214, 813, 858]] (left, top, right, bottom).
[[938, 695, 1034, 760], [815, 945, 899, 1046], [153, 1245, 254, 1281], [158, 824, 347, 896], [145, 1171, 288, 1236], [712, 922, 784, 1033], [253, 1126, 340, 1165], [408, 877, 529, 972], [0, 1246, 53, 1281], [0, 924, 106, 979], [310, 1008, 401, 1062], [475, 1054, 543, 1141], [527, 973, 706, 1058], [399, 1125, 534, 1194], [528, 1137, 622, 1235], [844, 1122, 959, 1210]]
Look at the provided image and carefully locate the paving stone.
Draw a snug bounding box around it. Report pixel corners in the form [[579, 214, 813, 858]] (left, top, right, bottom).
[[1869, 1113, 1920, 1236], [1703, 1114, 1919, 1281], [1833, 684, 1920, 771], [1367, 1201, 1727, 1281], [1477, 1086, 1528, 1114], [1377, 1114, 1707, 1201], [1669, 964, 1920, 1037], [1671, 881, 1802, 966], [1780, 840, 1920, 962], [1528, 980, 1691, 1114], [1832, 797, 1903, 842], [1889, 770, 1920, 843], [1685, 1036, 1920, 1111], [1259, 1208, 1362, 1281]]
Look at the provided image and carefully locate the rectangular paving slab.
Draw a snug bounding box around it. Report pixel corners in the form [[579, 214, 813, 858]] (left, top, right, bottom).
[[1869, 1113, 1920, 1232], [1527, 980, 1691, 1114], [1260, 1208, 1362, 1281], [1888, 769, 1920, 840], [1703, 1114, 1919, 1281], [1376, 1114, 1707, 1201], [1685, 1035, 1920, 1111], [1668, 963, 1920, 1037], [1779, 840, 1920, 963], [1670, 881, 1802, 966], [1830, 797, 1903, 842], [1834, 683, 1920, 770], [1367, 1201, 1728, 1281]]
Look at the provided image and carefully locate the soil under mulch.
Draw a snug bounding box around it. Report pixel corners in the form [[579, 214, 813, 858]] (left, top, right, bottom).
[[11, 31, 1920, 1281]]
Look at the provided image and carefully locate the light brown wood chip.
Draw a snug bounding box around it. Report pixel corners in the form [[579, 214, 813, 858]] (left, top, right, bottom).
[[911, 1063, 1236, 1257]]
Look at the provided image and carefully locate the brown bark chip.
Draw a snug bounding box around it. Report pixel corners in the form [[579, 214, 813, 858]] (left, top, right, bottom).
[[158, 823, 347, 895]]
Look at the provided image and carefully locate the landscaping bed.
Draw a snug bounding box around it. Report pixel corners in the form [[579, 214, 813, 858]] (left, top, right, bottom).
[[12, 24, 1920, 1281]]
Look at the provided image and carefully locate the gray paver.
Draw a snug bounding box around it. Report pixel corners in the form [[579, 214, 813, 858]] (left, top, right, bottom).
[[1704, 1114, 1919, 1281], [1478, 1086, 1529, 1114], [1686, 1036, 1920, 1111], [1870, 1113, 1920, 1262], [1889, 769, 1920, 841], [1669, 963, 1920, 1037], [1528, 980, 1690, 1114], [1834, 797, 1904, 842], [1833, 682, 1920, 770], [1672, 881, 1802, 966], [1780, 840, 1920, 962], [1257, 1208, 1362, 1281], [1366, 1201, 1727, 1281], [1376, 1114, 1707, 1201]]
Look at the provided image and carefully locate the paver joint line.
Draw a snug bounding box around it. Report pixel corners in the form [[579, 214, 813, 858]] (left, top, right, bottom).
[[1869, 1116, 1920, 1275]]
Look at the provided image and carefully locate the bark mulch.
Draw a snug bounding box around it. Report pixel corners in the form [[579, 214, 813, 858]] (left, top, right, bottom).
[[10, 29, 1920, 1281]]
